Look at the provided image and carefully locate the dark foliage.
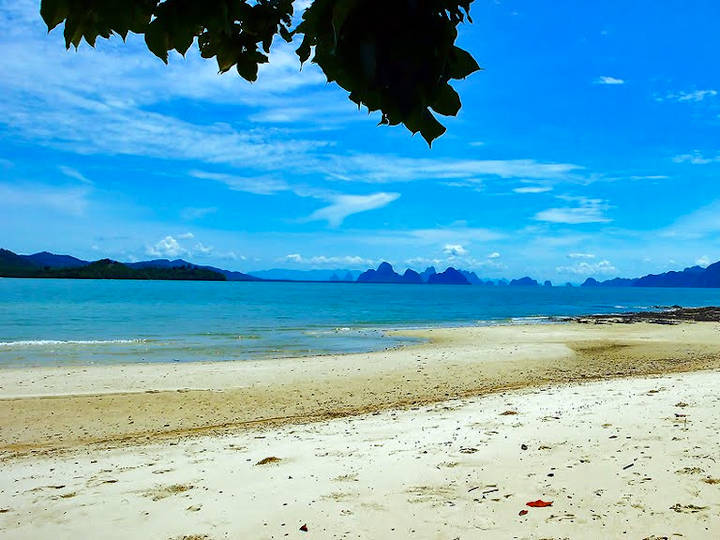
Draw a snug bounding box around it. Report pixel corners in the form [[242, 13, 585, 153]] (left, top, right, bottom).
[[40, 0, 480, 144]]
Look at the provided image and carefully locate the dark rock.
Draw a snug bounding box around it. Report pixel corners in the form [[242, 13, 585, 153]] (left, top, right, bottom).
[[356, 262, 405, 283], [428, 267, 470, 285], [509, 276, 539, 287], [420, 266, 437, 282]]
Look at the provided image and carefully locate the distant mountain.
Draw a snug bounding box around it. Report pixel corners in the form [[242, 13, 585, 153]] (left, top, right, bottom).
[[420, 266, 436, 282], [355, 262, 471, 285], [543, 280, 553, 287], [248, 268, 359, 281], [402, 269, 423, 284], [582, 261, 720, 288], [428, 267, 470, 285], [510, 276, 539, 287], [357, 262, 406, 283], [127, 258, 259, 281], [0, 250, 226, 280], [0, 248, 37, 274], [460, 270, 484, 285], [24, 251, 88, 268]]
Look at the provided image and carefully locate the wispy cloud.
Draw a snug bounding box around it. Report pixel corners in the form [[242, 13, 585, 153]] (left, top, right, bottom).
[[306, 192, 401, 227], [191, 169, 399, 226], [662, 89, 717, 102], [59, 166, 93, 185], [567, 252, 596, 259], [0, 181, 90, 216], [556, 259, 617, 276], [595, 76, 625, 85], [535, 196, 611, 224], [672, 151, 720, 165], [282, 253, 374, 266], [660, 200, 720, 239], [325, 155, 583, 184], [190, 170, 292, 196], [513, 186, 552, 194], [181, 207, 217, 220]]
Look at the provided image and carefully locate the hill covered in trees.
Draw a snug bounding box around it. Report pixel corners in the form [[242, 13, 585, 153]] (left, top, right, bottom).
[[0, 250, 225, 281]]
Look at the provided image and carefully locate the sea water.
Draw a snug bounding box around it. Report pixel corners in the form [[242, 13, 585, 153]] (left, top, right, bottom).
[[2, 278, 720, 367]]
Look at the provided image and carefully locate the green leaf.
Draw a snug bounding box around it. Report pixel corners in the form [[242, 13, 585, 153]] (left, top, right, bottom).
[[431, 83, 461, 116], [40, 0, 68, 31], [144, 21, 169, 62], [419, 111, 446, 146], [448, 46, 481, 79]]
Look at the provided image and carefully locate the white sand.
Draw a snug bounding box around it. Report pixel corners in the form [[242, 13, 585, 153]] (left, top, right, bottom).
[[2, 370, 719, 539]]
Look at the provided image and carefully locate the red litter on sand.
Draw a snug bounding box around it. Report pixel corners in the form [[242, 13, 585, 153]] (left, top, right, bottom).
[[518, 509, 529, 516], [300, 524, 308, 532], [526, 500, 553, 507]]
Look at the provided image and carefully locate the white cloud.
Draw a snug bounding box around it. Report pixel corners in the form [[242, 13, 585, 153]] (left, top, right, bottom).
[[282, 253, 373, 266], [181, 206, 217, 220], [326, 155, 582, 184], [535, 196, 611, 224], [696, 256, 711, 267], [556, 260, 617, 276], [663, 89, 717, 103], [488, 252, 501, 259], [443, 244, 468, 256], [403, 227, 506, 244], [513, 186, 552, 194], [190, 170, 292, 195], [661, 200, 720, 239], [59, 166, 93, 185], [306, 192, 400, 227], [194, 242, 213, 255], [672, 151, 720, 165], [146, 235, 187, 258], [567, 252, 596, 259], [595, 76, 625, 85], [0, 181, 90, 216]]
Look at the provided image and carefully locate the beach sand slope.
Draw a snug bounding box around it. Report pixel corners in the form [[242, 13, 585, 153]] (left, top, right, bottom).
[[1, 370, 719, 539]]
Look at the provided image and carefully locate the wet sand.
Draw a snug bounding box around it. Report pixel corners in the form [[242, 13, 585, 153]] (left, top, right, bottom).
[[1, 321, 719, 457]]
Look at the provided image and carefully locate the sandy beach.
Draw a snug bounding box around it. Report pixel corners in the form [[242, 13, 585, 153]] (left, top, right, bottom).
[[1, 320, 720, 538]]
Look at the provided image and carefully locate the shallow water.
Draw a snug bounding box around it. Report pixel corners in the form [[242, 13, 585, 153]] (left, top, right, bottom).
[[1, 278, 720, 367]]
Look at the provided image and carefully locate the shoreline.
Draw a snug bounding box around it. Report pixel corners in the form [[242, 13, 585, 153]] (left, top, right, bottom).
[[2, 305, 717, 372], [2, 318, 720, 458]]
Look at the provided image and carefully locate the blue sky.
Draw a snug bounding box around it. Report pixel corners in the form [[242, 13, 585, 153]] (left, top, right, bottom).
[[1, 0, 720, 282]]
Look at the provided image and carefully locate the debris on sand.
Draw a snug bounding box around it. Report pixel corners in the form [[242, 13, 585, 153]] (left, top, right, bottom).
[[669, 503, 708, 513], [255, 456, 281, 466], [526, 499, 553, 507]]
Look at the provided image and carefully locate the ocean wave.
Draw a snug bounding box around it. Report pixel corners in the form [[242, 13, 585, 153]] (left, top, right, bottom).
[[0, 339, 147, 347]]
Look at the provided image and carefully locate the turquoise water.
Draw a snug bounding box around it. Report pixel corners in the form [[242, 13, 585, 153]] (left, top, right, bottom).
[[1, 278, 720, 367]]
